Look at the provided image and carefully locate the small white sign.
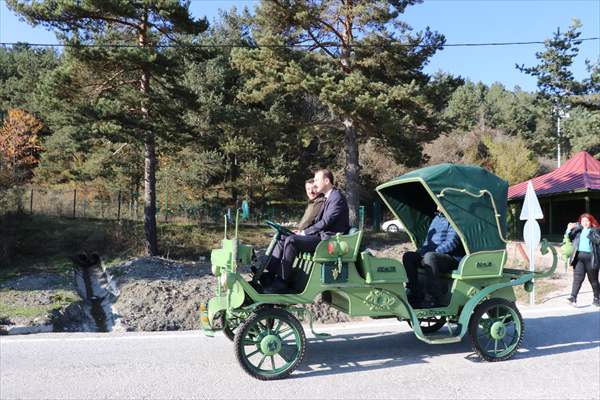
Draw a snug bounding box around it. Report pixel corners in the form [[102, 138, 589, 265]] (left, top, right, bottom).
[[523, 219, 541, 256], [520, 181, 543, 221], [520, 181, 544, 305]]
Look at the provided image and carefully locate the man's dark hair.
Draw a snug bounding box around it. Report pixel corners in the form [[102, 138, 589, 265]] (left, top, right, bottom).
[[305, 178, 314, 184], [316, 169, 334, 185]]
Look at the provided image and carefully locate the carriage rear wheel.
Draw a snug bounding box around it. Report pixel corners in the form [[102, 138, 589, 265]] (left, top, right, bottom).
[[234, 307, 306, 380], [468, 298, 524, 362]]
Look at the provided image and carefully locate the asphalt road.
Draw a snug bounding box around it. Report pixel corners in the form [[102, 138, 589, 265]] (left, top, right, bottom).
[[1, 302, 599, 400]]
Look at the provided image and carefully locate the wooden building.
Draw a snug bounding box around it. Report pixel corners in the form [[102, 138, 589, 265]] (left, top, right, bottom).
[[507, 151, 600, 241]]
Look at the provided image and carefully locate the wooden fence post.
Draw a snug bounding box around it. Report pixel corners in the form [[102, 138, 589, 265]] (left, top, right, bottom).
[[83, 192, 87, 218], [72, 189, 77, 219], [165, 191, 169, 223], [29, 188, 34, 215], [117, 190, 121, 221]]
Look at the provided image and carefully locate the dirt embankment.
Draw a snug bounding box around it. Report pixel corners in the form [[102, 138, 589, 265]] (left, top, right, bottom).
[[110, 258, 214, 331], [0, 239, 572, 334], [0, 255, 354, 333], [110, 256, 355, 331]]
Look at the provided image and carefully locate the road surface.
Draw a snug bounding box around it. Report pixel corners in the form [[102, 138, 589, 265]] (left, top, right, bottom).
[[1, 300, 599, 399]]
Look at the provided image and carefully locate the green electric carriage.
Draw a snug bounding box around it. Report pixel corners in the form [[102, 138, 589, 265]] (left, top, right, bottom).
[[200, 163, 557, 380]]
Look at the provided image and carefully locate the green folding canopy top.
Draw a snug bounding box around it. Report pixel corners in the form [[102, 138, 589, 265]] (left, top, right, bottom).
[[376, 164, 509, 254]]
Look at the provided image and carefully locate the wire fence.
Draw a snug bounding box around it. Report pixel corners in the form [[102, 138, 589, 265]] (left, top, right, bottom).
[[0, 186, 306, 225]]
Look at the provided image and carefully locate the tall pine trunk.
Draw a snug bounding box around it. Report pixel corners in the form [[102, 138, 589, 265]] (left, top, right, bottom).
[[343, 117, 359, 227], [143, 131, 158, 255], [139, 13, 158, 256], [341, 5, 359, 227]]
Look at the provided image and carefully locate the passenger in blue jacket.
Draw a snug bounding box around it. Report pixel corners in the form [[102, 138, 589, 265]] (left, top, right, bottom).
[[403, 208, 465, 307]]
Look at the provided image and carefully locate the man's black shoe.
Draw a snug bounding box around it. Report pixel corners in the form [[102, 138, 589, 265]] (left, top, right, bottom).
[[414, 294, 437, 309], [407, 294, 422, 306], [406, 288, 423, 306], [413, 299, 435, 308], [259, 272, 275, 288], [262, 279, 289, 294], [248, 280, 262, 292]]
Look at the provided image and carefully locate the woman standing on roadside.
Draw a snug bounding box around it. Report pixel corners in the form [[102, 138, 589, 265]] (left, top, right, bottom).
[[565, 213, 600, 307]]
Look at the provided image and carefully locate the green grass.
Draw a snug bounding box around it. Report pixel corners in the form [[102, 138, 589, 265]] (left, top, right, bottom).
[[0, 304, 54, 319], [0, 289, 77, 321], [157, 221, 272, 260]]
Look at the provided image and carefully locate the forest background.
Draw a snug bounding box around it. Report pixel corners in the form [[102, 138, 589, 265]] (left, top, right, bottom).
[[0, 0, 599, 264]]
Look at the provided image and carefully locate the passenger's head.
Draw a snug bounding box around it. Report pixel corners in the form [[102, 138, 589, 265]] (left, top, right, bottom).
[[304, 178, 318, 200], [578, 213, 599, 228], [313, 169, 334, 194]]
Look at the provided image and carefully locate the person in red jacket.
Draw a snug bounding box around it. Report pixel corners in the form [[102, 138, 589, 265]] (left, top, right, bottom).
[[565, 213, 600, 307]]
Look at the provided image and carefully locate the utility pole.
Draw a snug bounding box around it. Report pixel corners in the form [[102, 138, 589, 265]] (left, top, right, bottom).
[[557, 114, 561, 168], [554, 105, 570, 168]]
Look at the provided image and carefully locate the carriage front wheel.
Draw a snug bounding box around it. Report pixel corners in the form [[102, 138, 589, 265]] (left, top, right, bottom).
[[468, 298, 524, 362], [234, 307, 306, 380]]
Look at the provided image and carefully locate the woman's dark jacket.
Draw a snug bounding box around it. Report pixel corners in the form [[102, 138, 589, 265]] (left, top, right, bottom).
[[297, 195, 325, 230], [568, 225, 600, 268]]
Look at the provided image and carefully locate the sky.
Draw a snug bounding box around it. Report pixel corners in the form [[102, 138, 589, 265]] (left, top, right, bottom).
[[1, 0, 599, 92]]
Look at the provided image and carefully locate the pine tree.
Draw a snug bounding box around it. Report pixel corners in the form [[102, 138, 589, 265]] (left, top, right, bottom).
[[516, 19, 586, 163], [231, 0, 445, 224], [185, 9, 321, 206], [0, 44, 59, 119], [517, 20, 585, 103], [7, 0, 207, 255]]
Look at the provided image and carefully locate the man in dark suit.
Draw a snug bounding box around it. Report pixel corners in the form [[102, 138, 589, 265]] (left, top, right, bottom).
[[263, 169, 350, 294]]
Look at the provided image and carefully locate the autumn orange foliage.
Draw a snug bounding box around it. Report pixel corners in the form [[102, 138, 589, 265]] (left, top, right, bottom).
[[0, 108, 44, 189]]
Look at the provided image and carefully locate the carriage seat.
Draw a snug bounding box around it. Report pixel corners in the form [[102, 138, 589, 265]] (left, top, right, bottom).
[[289, 229, 364, 290], [451, 250, 506, 280]]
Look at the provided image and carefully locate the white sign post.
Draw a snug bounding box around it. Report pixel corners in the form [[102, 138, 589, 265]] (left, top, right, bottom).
[[519, 181, 544, 305]]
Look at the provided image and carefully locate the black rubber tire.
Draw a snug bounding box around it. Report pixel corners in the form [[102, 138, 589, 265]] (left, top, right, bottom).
[[468, 298, 524, 362], [224, 325, 235, 341], [221, 314, 240, 342], [407, 316, 447, 334], [234, 307, 306, 380]]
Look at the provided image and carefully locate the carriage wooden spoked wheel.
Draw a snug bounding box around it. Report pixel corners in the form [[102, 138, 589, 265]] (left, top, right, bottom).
[[234, 308, 306, 380], [468, 298, 524, 361]]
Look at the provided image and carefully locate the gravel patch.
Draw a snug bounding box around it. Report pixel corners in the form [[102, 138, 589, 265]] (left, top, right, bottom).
[[0, 273, 78, 331], [109, 258, 213, 331], [109, 256, 352, 331]]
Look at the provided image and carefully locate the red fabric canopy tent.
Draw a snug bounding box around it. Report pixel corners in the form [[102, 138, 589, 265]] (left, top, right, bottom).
[[508, 151, 600, 200]]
